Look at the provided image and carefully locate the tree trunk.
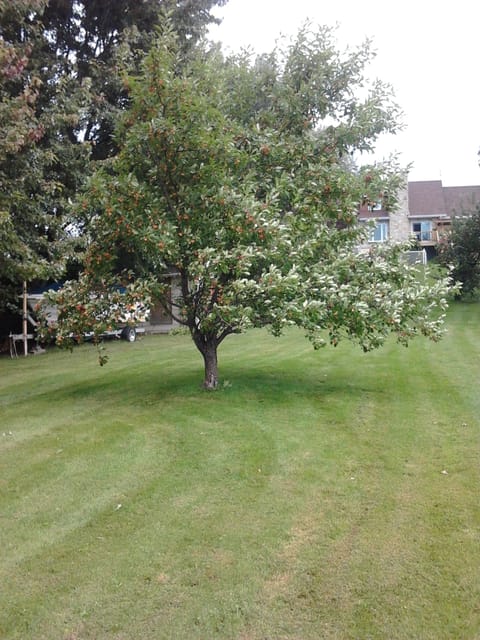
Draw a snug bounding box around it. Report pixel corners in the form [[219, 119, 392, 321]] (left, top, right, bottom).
[[191, 329, 226, 390], [201, 341, 218, 390]]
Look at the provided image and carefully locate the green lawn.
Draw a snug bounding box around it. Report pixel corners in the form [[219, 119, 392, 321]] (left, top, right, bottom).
[[1, 303, 479, 640]]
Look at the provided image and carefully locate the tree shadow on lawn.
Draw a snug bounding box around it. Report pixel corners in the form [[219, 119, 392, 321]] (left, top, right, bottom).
[[43, 357, 379, 410]]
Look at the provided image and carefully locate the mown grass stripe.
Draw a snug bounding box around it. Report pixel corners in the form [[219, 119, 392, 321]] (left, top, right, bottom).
[[1, 303, 479, 639]]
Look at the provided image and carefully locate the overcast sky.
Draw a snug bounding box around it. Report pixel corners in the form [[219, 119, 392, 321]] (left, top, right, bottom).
[[209, 0, 480, 186]]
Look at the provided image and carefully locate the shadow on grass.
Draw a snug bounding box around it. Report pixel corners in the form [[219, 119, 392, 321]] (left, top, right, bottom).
[[41, 356, 380, 410]]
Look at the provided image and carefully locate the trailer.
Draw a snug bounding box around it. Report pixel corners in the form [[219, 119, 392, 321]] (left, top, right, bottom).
[[9, 286, 146, 358]]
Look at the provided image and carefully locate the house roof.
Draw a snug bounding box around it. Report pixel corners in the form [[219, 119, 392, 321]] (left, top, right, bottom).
[[408, 180, 480, 217], [443, 185, 480, 215], [408, 181, 447, 216]]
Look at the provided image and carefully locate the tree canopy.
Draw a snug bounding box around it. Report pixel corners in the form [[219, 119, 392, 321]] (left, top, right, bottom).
[[42, 26, 452, 388], [38, 0, 228, 160]]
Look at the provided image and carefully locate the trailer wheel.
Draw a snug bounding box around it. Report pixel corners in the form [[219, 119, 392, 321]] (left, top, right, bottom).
[[121, 326, 136, 342]]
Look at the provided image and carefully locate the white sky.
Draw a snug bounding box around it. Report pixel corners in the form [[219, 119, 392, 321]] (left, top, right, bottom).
[[209, 0, 480, 186]]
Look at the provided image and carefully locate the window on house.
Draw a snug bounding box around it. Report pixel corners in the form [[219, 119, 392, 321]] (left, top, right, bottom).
[[412, 221, 432, 241], [369, 201, 383, 212], [369, 221, 389, 242]]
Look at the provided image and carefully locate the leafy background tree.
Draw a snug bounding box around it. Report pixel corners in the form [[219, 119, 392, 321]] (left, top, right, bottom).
[[0, 0, 71, 314], [43, 26, 452, 388], [0, 0, 226, 321], [439, 205, 480, 298]]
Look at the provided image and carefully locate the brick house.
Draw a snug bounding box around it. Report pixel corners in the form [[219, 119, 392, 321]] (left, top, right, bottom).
[[358, 179, 480, 259]]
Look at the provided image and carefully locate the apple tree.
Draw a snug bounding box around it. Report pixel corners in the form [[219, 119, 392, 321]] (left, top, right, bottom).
[[45, 25, 453, 388]]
